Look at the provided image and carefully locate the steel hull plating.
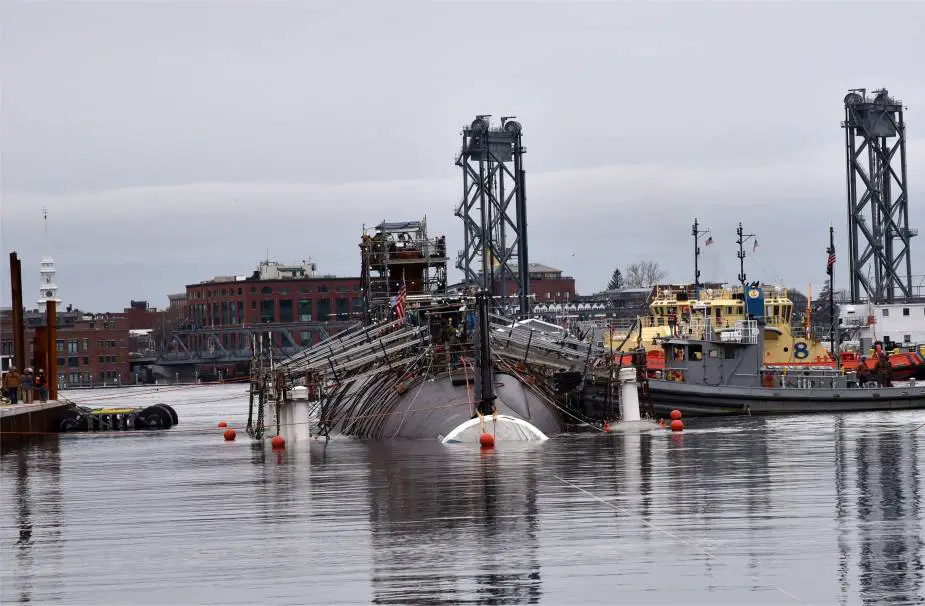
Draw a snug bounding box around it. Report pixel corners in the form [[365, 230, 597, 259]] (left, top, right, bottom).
[[325, 371, 566, 440], [649, 380, 925, 417]]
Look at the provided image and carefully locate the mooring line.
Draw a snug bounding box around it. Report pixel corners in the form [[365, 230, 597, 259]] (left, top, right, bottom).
[[550, 474, 802, 603]]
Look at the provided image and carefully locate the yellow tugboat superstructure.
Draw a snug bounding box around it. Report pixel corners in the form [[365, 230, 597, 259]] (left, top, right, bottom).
[[605, 220, 836, 369], [605, 283, 835, 368]]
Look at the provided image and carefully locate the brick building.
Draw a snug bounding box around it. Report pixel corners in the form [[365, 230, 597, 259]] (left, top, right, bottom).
[[491, 263, 577, 304], [0, 307, 131, 387], [182, 260, 362, 352], [124, 300, 160, 330]]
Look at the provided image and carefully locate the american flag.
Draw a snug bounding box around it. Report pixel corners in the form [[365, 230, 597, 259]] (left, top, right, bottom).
[[395, 278, 407, 324], [827, 248, 836, 275]]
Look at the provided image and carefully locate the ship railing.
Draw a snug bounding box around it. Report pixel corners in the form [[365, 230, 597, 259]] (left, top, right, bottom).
[[489, 315, 603, 351], [280, 320, 428, 373], [280, 318, 413, 367], [489, 321, 605, 362], [286, 328, 429, 377]]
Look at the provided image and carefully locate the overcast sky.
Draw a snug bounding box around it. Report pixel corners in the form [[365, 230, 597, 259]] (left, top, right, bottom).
[[2, 1, 924, 312]]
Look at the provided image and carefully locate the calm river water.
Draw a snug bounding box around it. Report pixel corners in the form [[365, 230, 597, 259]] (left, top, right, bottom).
[[1, 385, 923, 605]]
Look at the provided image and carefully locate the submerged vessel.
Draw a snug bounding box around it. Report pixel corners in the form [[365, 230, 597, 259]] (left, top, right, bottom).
[[245, 219, 599, 444], [646, 307, 925, 417]]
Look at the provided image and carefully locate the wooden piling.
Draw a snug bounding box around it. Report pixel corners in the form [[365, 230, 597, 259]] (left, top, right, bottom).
[[9, 252, 25, 372]]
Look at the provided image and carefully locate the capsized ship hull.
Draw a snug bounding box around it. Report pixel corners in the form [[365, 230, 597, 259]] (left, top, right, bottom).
[[321, 370, 565, 440]]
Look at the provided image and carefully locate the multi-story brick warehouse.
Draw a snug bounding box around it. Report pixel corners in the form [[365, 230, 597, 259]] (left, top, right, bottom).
[[0, 307, 131, 387], [181, 260, 363, 354]]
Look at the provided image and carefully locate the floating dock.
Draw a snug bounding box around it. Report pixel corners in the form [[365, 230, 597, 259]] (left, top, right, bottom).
[[0, 400, 70, 434]]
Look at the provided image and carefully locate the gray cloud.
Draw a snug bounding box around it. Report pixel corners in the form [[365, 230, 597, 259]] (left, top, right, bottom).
[[2, 1, 924, 310]]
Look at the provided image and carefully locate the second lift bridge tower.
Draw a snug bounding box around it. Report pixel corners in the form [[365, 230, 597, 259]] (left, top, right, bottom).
[[843, 88, 916, 304]]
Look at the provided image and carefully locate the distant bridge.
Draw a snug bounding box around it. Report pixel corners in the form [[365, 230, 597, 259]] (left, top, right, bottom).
[[154, 320, 360, 366]]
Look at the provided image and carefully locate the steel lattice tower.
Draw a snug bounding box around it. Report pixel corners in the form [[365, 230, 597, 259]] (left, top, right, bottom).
[[843, 88, 916, 304], [454, 115, 530, 317]]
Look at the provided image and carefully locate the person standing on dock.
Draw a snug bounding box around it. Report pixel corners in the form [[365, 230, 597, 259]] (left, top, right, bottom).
[[21, 368, 34, 404], [3, 367, 21, 404], [34, 369, 47, 402]]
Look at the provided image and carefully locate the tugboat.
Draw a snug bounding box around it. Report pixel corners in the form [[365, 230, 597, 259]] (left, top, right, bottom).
[[605, 220, 835, 373], [647, 291, 925, 417]]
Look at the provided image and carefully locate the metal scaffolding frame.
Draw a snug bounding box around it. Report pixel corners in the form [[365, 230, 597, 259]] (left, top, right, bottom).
[[843, 88, 916, 303], [359, 218, 448, 323], [454, 115, 530, 317]]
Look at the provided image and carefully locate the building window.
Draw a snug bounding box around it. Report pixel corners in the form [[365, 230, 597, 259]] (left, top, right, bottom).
[[82, 357, 89, 365], [336, 298, 350, 320], [56, 340, 65, 352], [251, 300, 257, 309], [221, 289, 226, 297], [883, 309, 890, 317], [260, 300, 276, 323], [68, 372, 81, 385], [903, 308, 910, 316], [318, 285, 329, 293], [261, 286, 273, 295], [299, 286, 313, 294], [280, 288, 290, 295], [300, 330, 311, 344], [238, 288, 242, 296], [67, 339, 78, 353], [299, 300, 312, 322], [82, 338, 89, 350], [317, 299, 331, 322], [57, 357, 66, 366], [279, 299, 294, 323]]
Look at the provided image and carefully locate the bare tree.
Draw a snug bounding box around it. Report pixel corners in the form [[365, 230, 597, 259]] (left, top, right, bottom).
[[624, 261, 667, 288]]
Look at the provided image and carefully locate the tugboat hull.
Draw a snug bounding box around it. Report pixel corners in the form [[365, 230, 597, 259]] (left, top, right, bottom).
[[649, 379, 925, 417]]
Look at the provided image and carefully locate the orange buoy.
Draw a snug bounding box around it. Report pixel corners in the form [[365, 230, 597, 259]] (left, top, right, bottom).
[[223, 428, 236, 441], [479, 433, 495, 448], [670, 419, 684, 432], [271, 435, 285, 449], [669, 409, 682, 420], [217, 421, 227, 428]]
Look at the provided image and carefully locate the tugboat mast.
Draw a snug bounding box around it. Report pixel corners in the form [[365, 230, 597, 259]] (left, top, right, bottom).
[[827, 225, 839, 369], [736, 222, 758, 294], [692, 218, 711, 291]]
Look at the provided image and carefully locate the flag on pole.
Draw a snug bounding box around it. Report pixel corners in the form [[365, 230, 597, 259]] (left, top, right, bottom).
[[752, 239, 759, 252], [705, 235, 713, 246], [395, 277, 407, 324], [827, 247, 836, 275]]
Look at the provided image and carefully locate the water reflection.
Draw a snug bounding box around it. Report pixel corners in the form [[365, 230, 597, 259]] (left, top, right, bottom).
[[366, 443, 542, 605], [842, 422, 924, 605], [1, 436, 63, 604]]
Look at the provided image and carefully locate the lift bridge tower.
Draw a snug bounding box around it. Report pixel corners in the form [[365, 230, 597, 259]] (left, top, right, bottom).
[[843, 88, 916, 304], [455, 115, 530, 317]]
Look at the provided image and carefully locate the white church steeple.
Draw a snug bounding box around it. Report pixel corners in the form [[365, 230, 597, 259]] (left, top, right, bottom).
[[37, 207, 62, 307]]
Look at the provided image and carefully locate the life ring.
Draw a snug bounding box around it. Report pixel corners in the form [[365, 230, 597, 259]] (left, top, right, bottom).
[[762, 373, 775, 388]]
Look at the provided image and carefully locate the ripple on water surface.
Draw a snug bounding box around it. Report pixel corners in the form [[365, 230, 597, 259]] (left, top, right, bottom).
[[1, 385, 924, 604]]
